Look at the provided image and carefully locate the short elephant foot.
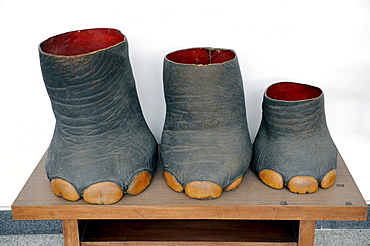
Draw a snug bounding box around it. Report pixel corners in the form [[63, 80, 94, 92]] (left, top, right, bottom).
[[50, 170, 152, 205], [258, 169, 336, 194], [164, 172, 243, 199]]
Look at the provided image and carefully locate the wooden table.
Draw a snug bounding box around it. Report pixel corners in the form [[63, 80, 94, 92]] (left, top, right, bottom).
[[12, 151, 368, 246]]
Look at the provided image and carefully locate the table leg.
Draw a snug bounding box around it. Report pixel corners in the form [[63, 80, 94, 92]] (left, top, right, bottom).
[[297, 220, 316, 246], [62, 219, 80, 246]]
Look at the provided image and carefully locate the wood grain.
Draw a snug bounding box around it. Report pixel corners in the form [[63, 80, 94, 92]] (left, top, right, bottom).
[[297, 220, 316, 246], [62, 220, 80, 246]]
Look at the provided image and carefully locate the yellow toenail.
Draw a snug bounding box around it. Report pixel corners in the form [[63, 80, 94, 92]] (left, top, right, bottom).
[[83, 182, 123, 205], [127, 171, 152, 195], [258, 169, 284, 189], [287, 176, 318, 194], [225, 177, 243, 191], [185, 181, 223, 199], [320, 169, 336, 189], [164, 171, 184, 192], [51, 178, 80, 201]]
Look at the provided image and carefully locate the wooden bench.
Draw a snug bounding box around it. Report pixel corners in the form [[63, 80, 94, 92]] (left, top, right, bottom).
[[12, 151, 368, 245]]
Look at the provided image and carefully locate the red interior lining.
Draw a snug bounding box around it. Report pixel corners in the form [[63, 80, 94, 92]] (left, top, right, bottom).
[[40, 28, 125, 56], [266, 82, 322, 101], [166, 48, 235, 65]]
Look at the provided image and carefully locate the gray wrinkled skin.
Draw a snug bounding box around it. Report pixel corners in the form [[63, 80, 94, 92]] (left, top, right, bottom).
[[253, 90, 338, 186], [160, 50, 252, 189], [40, 39, 157, 194]]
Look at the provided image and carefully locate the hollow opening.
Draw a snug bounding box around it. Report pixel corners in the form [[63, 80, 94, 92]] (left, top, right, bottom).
[[40, 28, 125, 56], [266, 82, 322, 101], [166, 48, 235, 65]]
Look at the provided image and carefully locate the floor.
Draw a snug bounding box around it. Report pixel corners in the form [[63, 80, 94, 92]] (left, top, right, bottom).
[[0, 230, 369, 245]]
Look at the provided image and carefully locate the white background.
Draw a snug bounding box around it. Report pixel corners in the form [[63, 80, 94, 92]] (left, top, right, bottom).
[[0, 0, 369, 209]]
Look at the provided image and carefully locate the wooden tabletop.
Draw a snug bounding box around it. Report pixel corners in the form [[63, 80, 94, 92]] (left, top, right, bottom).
[[12, 150, 368, 221]]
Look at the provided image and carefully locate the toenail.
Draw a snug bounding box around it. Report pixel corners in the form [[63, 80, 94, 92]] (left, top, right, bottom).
[[164, 171, 184, 192], [185, 181, 223, 199], [287, 176, 318, 194], [83, 182, 123, 205], [50, 179, 80, 201], [225, 177, 243, 191], [258, 170, 284, 189], [127, 171, 152, 195], [320, 169, 336, 189]]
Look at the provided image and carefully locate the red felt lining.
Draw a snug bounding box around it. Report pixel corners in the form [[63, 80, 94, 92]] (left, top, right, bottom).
[[40, 28, 125, 56], [266, 82, 322, 101], [166, 48, 235, 65]]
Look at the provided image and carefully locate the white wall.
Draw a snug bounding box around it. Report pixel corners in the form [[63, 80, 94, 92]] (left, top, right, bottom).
[[1, 0, 369, 209]]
